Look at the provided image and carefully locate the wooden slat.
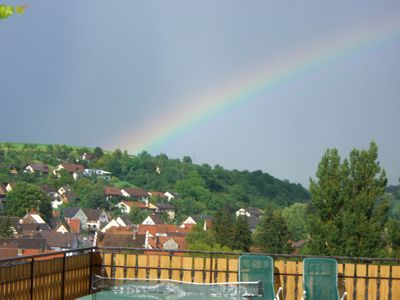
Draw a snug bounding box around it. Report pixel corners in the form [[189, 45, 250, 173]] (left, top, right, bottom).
[[204, 258, 212, 283], [148, 254, 159, 279], [193, 257, 204, 283], [227, 258, 238, 283], [126, 254, 137, 279], [392, 266, 400, 300], [170, 256, 181, 281], [368, 264, 378, 300], [274, 260, 285, 297], [379, 265, 390, 300], [115, 254, 125, 279], [296, 261, 303, 300], [356, 264, 367, 300], [102, 253, 112, 277], [159, 255, 170, 280], [285, 260, 297, 300], [216, 258, 227, 283], [137, 255, 147, 279], [182, 257, 192, 282], [344, 263, 355, 300]]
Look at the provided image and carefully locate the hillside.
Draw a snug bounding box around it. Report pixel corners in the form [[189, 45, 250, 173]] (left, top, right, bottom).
[[0, 143, 310, 217]]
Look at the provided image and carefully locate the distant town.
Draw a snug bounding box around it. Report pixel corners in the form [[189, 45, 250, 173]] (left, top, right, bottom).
[[0, 142, 399, 259]]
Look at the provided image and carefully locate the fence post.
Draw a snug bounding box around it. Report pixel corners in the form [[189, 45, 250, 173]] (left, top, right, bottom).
[[61, 252, 66, 300], [88, 249, 93, 295], [30, 257, 34, 300], [209, 253, 213, 283]]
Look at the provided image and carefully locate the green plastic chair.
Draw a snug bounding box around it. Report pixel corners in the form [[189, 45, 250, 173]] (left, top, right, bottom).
[[239, 255, 282, 300], [302, 258, 346, 300]]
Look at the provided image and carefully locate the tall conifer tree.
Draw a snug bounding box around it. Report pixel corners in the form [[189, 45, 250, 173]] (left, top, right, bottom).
[[306, 142, 389, 257]]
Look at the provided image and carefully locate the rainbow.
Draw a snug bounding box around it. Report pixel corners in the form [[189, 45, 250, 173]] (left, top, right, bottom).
[[115, 16, 400, 154]]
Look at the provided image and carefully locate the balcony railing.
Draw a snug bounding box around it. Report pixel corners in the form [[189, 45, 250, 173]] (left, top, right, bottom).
[[0, 247, 399, 300]]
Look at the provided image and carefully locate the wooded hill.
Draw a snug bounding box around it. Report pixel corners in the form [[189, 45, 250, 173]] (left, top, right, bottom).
[[0, 143, 310, 217]]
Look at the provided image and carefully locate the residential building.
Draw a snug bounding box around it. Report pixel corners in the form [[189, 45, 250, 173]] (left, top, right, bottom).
[[24, 163, 49, 175]]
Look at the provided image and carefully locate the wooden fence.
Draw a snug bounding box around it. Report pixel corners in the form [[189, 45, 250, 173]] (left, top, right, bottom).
[[0, 247, 399, 299], [98, 248, 400, 300], [0, 248, 93, 300]]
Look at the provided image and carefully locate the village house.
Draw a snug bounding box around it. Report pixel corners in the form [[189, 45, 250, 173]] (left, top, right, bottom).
[[142, 214, 165, 226], [38, 231, 78, 251], [235, 207, 263, 218], [63, 208, 86, 230], [235, 207, 264, 232], [24, 163, 49, 175], [154, 203, 175, 219], [5, 182, 15, 192], [163, 191, 176, 201], [58, 185, 72, 196], [100, 216, 133, 233], [96, 227, 146, 248], [104, 187, 123, 200], [21, 212, 47, 225], [83, 169, 111, 180], [82, 208, 109, 231], [61, 191, 78, 205], [0, 237, 49, 257], [8, 166, 18, 176], [53, 163, 85, 180], [116, 200, 149, 214], [81, 152, 94, 161], [41, 186, 63, 209], [63, 207, 108, 231], [121, 188, 149, 202], [116, 200, 157, 216], [180, 216, 199, 229]]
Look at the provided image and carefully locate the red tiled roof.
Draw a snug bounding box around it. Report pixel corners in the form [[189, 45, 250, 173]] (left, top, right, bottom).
[[137, 224, 188, 237], [0, 247, 18, 259], [97, 231, 145, 248], [68, 218, 81, 234], [26, 163, 49, 173], [22, 249, 62, 260], [104, 187, 122, 197], [122, 201, 148, 209], [147, 237, 157, 248]]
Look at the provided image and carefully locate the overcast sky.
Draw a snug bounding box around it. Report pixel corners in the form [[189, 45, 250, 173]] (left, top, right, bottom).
[[1, 1, 400, 187]]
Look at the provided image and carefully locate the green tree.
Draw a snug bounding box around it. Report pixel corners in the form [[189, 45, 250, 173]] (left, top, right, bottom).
[[212, 206, 236, 249], [306, 142, 389, 257], [282, 203, 308, 241], [186, 224, 233, 252], [233, 215, 252, 252], [175, 171, 211, 202], [93, 147, 104, 160], [254, 208, 291, 254], [128, 206, 148, 224], [79, 183, 107, 209], [4, 182, 52, 219], [386, 218, 400, 258]]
